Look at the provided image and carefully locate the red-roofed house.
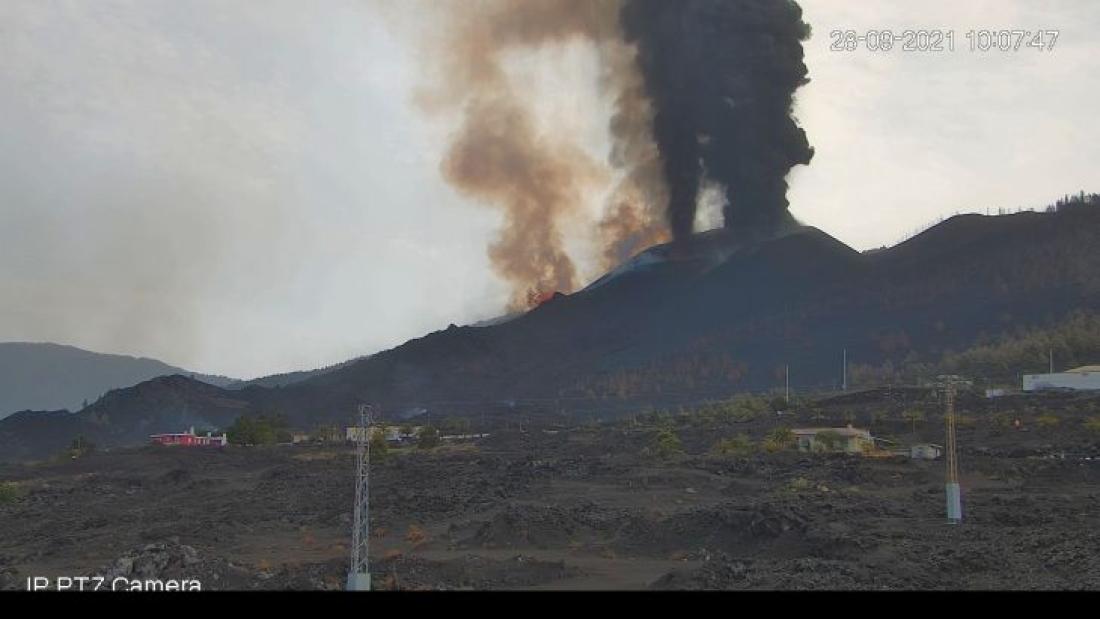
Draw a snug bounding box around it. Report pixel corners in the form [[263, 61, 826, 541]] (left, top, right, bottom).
[[150, 426, 228, 448]]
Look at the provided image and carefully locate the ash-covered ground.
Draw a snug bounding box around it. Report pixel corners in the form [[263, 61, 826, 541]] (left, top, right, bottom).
[[1, 389, 1098, 590]]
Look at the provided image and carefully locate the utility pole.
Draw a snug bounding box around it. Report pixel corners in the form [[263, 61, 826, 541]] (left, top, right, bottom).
[[936, 376, 971, 525], [1049, 349, 1054, 374], [842, 349, 848, 392], [785, 364, 790, 404], [347, 403, 373, 591]]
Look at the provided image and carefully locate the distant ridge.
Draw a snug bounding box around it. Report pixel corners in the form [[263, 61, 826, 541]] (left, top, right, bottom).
[[224, 356, 370, 390], [0, 342, 236, 419]]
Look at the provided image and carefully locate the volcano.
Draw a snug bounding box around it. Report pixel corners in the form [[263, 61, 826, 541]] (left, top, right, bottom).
[[235, 204, 1100, 423]]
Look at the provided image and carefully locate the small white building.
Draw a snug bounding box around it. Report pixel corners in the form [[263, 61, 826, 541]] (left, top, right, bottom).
[[440, 433, 491, 442], [910, 444, 943, 460], [345, 425, 422, 443], [1023, 366, 1100, 392], [793, 427, 874, 454]]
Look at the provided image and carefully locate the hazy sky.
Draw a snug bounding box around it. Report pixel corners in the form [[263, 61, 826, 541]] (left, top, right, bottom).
[[1, 1, 1097, 379]]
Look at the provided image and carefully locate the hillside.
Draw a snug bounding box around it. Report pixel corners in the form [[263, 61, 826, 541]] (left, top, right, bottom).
[[0, 375, 253, 461], [3, 201, 1100, 460], [226, 205, 1100, 425], [0, 343, 237, 419], [223, 356, 370, 390]]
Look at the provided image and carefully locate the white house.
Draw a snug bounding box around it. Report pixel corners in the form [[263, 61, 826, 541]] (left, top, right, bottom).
[[910, 444, 943, 460], [345, 425, 422, 444], [793, 427, 874, 454], [1023, 366, 1100, 392]]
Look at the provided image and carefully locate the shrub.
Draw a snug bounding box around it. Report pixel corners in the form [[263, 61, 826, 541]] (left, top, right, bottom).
[[370, 432, 390, 461], [417, 426, 440, 450], [762, 427, 795, 453], [711, 434, 754, 457], [0, 482, 26, 504], [788, 477, 812, 492], [653, 428, 683, 459], [227, 413, 289, 446], [68, 436, 96, 459], [901, 409, 926, 433], [1084, 417, 1100, 433], [1036, 414, 1060, 428], [955, 415, 977, 428], [405, 524, 429, 546], [814, 430, 844, 452]]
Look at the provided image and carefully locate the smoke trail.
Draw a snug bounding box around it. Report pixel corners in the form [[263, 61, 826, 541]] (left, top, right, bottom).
[[419, 0, 674, 307], [442, 96, 606, 309], [621, 0, 814, 240], [420, 1, 618, 309], [596, 38, 670, 269]]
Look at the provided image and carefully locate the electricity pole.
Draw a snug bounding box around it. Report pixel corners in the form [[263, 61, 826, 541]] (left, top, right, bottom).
[[347, 403, 373, 591], [842, 349, 848, 391], [936, 376, 970, 525], [785, 364, 790, 404]]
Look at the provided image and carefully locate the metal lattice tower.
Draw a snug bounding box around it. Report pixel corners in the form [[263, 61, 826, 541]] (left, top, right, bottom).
[[347, 403, 373, 591], [936, 375, 970, 525]]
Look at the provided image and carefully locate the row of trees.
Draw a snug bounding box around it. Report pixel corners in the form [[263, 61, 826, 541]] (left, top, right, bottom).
[[635, 394, 789, 429], [846, 311, 1100, 388], [651, 426, 798, 460], [564, 353, 753, 400], [226, 413, 292, 446]]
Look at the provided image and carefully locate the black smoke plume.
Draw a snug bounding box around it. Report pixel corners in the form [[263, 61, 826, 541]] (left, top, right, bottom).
[[621, 0, 815, 241]]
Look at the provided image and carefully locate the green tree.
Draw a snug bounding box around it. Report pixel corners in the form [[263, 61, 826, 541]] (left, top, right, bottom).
[[370, 431, 390, 461], [0, 482, 26, 505], [1036, 414, 1060, 428], [227, 413, 288, 446], [653, 428, 683, 459], [711, 434, 754, 457], [418, 426, 440, 450], [762, 427, 795, 453]]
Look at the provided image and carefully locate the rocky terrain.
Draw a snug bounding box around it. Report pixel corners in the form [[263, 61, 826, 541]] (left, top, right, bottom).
[[1, 388, 1098, 590]]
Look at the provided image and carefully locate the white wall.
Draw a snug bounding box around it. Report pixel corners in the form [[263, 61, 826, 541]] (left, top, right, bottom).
[[1023, 372, 1100, 392]]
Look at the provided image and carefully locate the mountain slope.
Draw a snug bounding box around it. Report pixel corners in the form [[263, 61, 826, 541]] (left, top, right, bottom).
[[4, 203, 1099, 460], [223, 356, 370, 390], [261, 206, 1100, 418], [0, 343, 236, 419], [0, 375, 253, 461]]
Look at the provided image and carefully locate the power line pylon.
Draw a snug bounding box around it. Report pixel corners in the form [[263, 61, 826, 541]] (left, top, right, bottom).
[[347, 403, 373, 591], [936, 375, 970, 525]]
